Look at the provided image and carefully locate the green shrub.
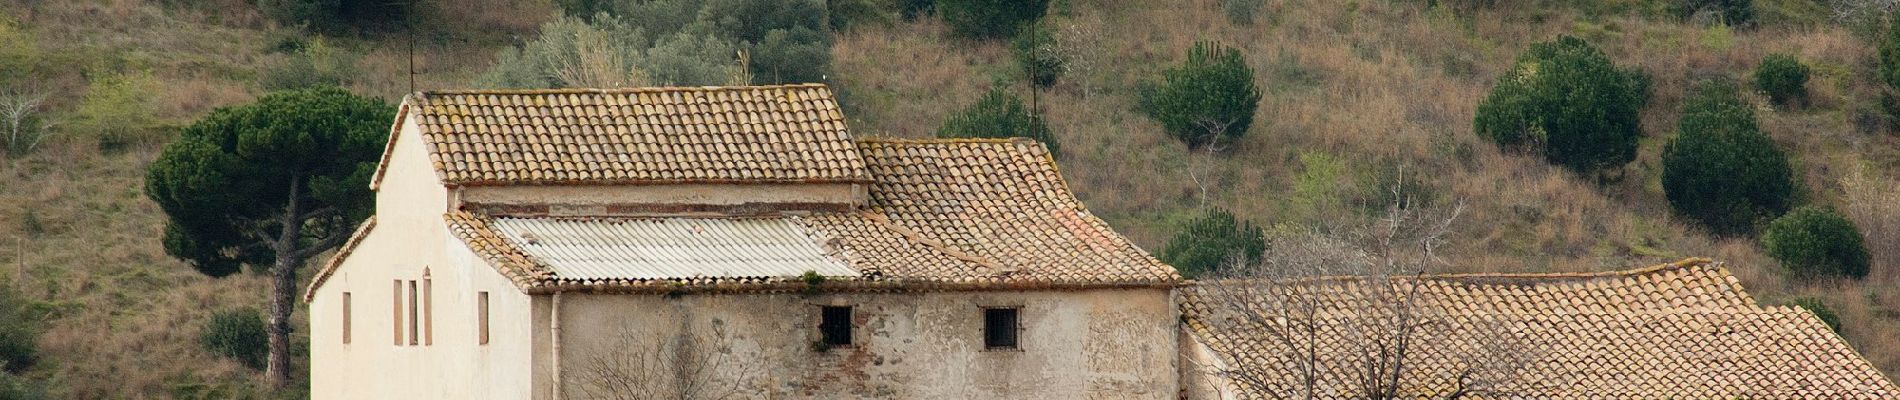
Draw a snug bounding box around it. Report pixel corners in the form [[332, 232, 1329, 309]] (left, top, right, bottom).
[[1146, 41, 1261, 150], [70, 71, 162, 149], [257, 0, 415, 35], [0, 288, 40, 374], [484, 0, 832, 88], [1788, 297, 1842, 333], [827, 0, 890, 31], [938, 0, 1049, 40], [1223, 0, 1266, 24], [1752, 53, 1808, 106], [1762, 207, 1871, 280], [1675, 0, 1754, 26], [261, 38, 360, 91], [1158, 208, 1266, 278], [936, 89, 1059, 155], [899, 0, 935, 20], [0, 371, 46, 400], [0, 19, 41, 89], [1662, 78, 1795, 236], [1474, 35, 1648, 175], [1011, 23, 1064, 88], [200, 308, 268, 370]]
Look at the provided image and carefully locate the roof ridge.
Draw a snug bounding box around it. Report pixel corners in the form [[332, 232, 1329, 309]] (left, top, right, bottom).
[[855, 137, 1040, 145], [1183, 257, 1722, 286], [413, 83, 829, 97]]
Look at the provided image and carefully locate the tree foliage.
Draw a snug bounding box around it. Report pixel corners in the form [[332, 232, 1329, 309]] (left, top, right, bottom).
[[1474, 36, 1649, 175], [1146, 41, 1261, 150], [1662, 78, 1795, 237], [1763, 207, 1872, 280], [1011, 22, 1064, 88], [516, 0, 832, 88], [1158, 208, 1266, 278], [146, 87, 390, 386], [938, 0, 1049, 40], [146, 87, 389, 278], [200, 308, 268, 370], [936, 89, 1059, 155], [1752, 53, 1809, 106]]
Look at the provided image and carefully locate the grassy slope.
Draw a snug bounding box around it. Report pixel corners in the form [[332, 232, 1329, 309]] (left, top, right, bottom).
[[1, 0, 1898, 397], [833, 0, 1900, 374]]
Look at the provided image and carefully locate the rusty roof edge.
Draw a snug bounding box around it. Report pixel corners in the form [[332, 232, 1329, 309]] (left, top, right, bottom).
[[411, 83, 831, 97], [521, 278, 1179, 296], [1179, 257, 1722, 288], [301, 217, 378, 302], [367, 102, 415, 192]]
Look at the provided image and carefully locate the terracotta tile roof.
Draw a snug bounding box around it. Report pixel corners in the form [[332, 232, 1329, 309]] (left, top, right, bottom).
[[435, 138, 1178, 292], [1180, 259, 1900, 398], [392, 84, 870, 186]]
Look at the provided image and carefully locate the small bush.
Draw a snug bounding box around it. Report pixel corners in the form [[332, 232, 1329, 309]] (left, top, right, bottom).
[[1146, 41, 1261, 150], [1011, 23, 1064, 88], [0, 371, 46, 400], [261, 38, 361, 91], [483, 0, 833, 88], [1675, 0, 1754, 26], [1158, 208, 1266, 278], [899, 0, 936, 20], [936, 89, 1059, 155], [1223, 0, 1266, 24], [1662, 78, 1795, 236], [0, 288, 40, 374], [70, 71, 162, 149], [827, 0, 891, 31], [1762, 207, 1872, 280], [1788, 297, 1842, 333], [938, 0, 1049, 40], [200, 308, 268, 370], [258, 0, 415, 35], [1752, 53, 1809, 106], [1474, 35, 1648, 175], [1, 92, 53, 158]]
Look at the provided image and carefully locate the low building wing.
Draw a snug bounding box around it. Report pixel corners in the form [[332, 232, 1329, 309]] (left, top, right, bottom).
[[1180, 259, 1900, 399]]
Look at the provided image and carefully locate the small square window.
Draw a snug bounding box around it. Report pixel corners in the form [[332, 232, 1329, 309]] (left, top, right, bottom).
[[819, 306, 852, 347], [984, 308, 1019, 350]]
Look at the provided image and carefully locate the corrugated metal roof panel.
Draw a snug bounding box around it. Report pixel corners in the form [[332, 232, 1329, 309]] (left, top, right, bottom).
[[488, 217, 859, 281]]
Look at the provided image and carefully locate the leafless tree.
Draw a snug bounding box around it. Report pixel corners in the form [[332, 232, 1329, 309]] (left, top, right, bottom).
[[573, 315, 759, 400], [0, 91, 53, 157], [1191, 193, 1545, 399]]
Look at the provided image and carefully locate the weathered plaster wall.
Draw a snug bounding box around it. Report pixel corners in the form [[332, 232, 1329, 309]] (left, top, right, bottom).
[[310, 116, 538, 400], [533, 288, 1179, 400]]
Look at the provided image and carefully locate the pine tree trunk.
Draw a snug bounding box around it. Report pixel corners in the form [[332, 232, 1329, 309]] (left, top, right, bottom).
[[265, 246, 297, 387]]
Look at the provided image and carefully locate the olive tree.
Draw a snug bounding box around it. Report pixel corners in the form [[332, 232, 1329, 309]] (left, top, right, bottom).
[[146, 87, 391, 387]]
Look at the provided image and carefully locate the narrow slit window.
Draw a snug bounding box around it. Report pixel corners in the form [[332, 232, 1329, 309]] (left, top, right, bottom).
[[423, 269, 433, 346], [818, 306, 852, 348], [393, 280, 403, 346], [984, 308, 1019, 350], [408, 280, 419, 346], [342, 292, 352, 344], [478, 291, 490, 345]]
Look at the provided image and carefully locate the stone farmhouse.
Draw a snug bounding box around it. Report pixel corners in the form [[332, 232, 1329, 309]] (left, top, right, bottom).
[[305, 84, 1896, 399]]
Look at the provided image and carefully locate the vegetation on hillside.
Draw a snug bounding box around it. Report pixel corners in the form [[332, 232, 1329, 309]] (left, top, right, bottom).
[[3, 0, 1900, 397]]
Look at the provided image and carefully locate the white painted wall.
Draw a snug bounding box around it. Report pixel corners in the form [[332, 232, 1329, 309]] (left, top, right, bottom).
[[310, 115, 538, 400]]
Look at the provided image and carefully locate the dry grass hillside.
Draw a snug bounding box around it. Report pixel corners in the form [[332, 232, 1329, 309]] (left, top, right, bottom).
[[0, 0, 1897, 397]]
